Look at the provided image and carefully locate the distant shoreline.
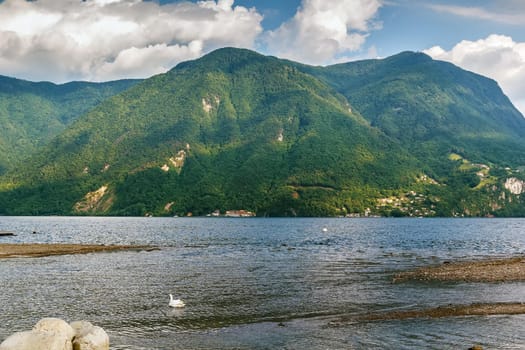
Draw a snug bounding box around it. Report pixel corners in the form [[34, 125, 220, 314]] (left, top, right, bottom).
[[0, 243, 156, 259]]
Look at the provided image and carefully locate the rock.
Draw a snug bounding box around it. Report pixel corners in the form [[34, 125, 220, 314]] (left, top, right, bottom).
[[0, 318, 108, 350], [70, 321, 109, 350], [504, 177, 525, 195], [34, 318, 76, 341], [468, 346, 483, 350], [0, 330, 72, 350]]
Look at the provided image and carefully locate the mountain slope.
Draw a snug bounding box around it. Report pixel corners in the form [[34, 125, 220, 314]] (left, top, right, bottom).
[[303, 51, 525, 170], [0, 48, 419, 216], [302, 52, 525, 216], [0, 75, 139, 173], [1, 48, 524, 217]]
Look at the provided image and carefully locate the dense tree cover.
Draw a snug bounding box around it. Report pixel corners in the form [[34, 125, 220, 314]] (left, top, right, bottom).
[[0, 76, 139, 174], [302, 51, 525, 168], [0, 48, 524, 216]]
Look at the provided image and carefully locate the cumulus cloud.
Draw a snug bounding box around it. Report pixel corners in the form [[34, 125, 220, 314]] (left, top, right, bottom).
[[425, 35, 525, 115], [264, 0, 382, 65], [0, 0, 263, 82]]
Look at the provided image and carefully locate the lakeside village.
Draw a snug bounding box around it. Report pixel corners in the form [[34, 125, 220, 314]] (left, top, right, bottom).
[[187, 174, 525, 218], [156, 156, 525, 219], [206, 210, 256, 218], [196, 191, 430, 219]]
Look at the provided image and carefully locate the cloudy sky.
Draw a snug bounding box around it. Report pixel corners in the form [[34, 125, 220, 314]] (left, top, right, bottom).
[[0, 0, 524, 114]]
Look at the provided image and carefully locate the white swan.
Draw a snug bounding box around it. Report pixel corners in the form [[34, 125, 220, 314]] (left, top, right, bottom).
[[169, 294, 185, 308]]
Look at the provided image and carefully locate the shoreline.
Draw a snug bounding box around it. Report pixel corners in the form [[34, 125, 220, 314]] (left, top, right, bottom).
[[393, 256, 525, 283], [350, 302, 525, 322], [371, 256, 525, 321], [0, 243, 157, 258]]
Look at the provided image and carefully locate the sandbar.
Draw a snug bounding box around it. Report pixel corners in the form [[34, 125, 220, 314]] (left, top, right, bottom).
[[362, 302, 525, 321], [0, 243, 156, 258], [393, 256, 525, 283]]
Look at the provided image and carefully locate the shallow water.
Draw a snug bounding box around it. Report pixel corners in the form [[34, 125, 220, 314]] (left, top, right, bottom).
[[1, 217, 525, 349]]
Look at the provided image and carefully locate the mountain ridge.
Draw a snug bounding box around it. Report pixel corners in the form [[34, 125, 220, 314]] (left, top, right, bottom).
[[0, 75, 140, 174], [1, 48, 524, 217]]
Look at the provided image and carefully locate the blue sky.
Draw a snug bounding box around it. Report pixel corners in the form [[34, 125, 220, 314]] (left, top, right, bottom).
[[372, 1, 525, 55], [161, 0, 525, 59], [0, 0, 523, 112]]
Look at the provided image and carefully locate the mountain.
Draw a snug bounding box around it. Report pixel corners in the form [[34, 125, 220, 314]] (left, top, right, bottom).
[[0, 48, 524, 217], [0, 48, 420, 216], [302, 51, 525, 169], [0, 75, 139, 174]]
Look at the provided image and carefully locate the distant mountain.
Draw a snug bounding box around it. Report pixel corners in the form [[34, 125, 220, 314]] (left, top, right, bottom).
[[0, 75, 139, 174], [1, 48, 524, 217], [303, 51, 525, 169]]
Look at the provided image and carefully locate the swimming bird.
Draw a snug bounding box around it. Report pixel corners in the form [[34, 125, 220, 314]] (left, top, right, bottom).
[[169, 294, 185, 308], [322, 227, 328, 232]]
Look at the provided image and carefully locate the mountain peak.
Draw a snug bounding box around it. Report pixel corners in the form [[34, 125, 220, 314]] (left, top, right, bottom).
[[384, 50, 433, 65], [173, 47, 271, 73]]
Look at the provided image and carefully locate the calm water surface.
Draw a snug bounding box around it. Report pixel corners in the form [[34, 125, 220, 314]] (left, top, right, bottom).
[[1, 217, 525, 349]]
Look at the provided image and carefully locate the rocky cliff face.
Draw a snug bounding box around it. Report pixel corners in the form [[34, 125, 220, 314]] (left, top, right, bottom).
[[504, 178, 525, 195]]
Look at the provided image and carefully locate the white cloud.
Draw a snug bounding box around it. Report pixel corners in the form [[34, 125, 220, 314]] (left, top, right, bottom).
[[425, 35, 525, 115], [427, 2, 525, 25], [96, 41, 205, 81], [0, 0, 263, 82], [264, 0, 382, 65], [0, 0, 385, 81]]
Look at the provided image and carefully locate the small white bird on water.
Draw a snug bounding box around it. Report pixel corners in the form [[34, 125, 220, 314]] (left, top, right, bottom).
[[169, 294, 185, 308]]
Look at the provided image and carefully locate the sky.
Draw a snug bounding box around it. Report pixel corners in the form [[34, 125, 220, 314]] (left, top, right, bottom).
[[0, 0, 524, 114]]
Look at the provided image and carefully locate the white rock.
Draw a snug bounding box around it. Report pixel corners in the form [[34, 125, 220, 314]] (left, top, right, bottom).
[[0, 318, 109, 350], [34, 318, 76, 341], [0, 330, 72, 350], [505, 177, 525, 195], [70, 321, 109, 350]]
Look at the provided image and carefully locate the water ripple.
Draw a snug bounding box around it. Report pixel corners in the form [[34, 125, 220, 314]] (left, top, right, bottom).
[[1, 217, 525, 348]]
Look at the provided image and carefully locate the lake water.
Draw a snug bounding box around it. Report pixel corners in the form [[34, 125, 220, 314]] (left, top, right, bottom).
[[1, 217, 525, 349]]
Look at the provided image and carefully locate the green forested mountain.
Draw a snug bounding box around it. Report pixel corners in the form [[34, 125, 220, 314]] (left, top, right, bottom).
[[302, 51, 525, 169], [0, 76, 139, 173], [1, 48, 524, 217], [297, 52, 525, 216]]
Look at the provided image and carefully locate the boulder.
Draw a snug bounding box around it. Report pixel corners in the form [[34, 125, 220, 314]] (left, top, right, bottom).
[[70, 321, 109, 350], [0, 318, 108, 350], [0, 330, 72, 350], [34, 318, 76, 341]]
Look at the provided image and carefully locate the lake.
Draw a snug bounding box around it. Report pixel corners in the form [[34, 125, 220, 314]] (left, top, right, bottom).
[[1, 217, 525, 349]]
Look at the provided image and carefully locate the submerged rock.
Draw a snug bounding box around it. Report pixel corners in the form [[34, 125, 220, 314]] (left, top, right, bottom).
[[0, 318, 108, 350]]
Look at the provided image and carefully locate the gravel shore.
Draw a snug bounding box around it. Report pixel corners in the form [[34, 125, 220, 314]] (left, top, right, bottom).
[[372, 256, 525, 321], [362, 302, 525, 321], [393, 256, 525, 283], [0, 243, 156, 258]]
